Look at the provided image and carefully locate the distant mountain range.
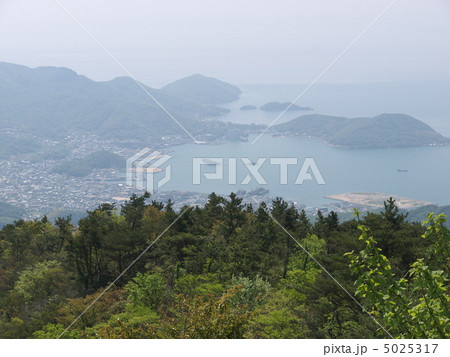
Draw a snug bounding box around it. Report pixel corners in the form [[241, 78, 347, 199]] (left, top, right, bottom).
[[1, 62, 448, 151], [275, 113, 450, 149], [0, 62, 240, 142]]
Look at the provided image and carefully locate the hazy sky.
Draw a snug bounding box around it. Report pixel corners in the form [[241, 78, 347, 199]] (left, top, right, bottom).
[[1, 0, 449, 86]]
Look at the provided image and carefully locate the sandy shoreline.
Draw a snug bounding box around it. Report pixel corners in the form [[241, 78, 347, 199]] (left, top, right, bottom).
[[325, 192, 434, 209]]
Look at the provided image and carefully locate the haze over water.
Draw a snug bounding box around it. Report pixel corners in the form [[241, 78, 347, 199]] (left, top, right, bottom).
[[220, 82, 450, 136], [156, 82, 450, 207]]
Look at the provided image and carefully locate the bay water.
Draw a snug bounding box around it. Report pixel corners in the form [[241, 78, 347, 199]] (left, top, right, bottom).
[[155, 82, 450, 207]]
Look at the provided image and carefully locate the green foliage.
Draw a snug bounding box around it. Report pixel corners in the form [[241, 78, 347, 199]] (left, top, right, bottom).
[[109, 304, 160, 327], [380, 197, 407, 226], [0, 193, 447, 339], [166, 287, 251, 338], [46, 209, 86, 227], [125, 272, 166, 309], [228, 275, 271, 309], [360, 201, 428, 274], [346, 212, 449, 338], [90, 287, 251, 339], [66, 206, 117, 292], [121, 192, 150, 229], [422, 213, 450, 268], [94, 319, 161, 339], [33, 323, 81, 339], [76, 304, 161, 338], [13, 260, 66, 304], [407, 205, 450, 228], [245, 290, 308, 338], [174, 273, 224, 297], [65, 291, 124, 327]]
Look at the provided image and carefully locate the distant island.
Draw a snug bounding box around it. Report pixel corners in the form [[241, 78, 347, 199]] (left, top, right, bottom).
[[274, 113, 450, 149], [260, 102, 313, 112], [240, 105, 257, 111]]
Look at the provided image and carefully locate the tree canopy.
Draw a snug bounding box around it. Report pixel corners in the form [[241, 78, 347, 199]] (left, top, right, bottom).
[[0, 193, 447, 339]]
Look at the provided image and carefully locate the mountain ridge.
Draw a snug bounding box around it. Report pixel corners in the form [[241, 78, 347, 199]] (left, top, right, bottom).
[[0, 62, 236, 141], [161, 73, 241, 104]]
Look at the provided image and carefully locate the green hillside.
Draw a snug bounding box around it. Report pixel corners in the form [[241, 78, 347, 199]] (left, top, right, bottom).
[[0, 63, 232, 141], [0, 193, 447, 338], [52, 150, 125, 177], [161, 74, 241, 104], [275, 113, 450, 148], [407, 205, 450, 228], [0, 202, 25, 227], [0, 134, 41, 159], [45, 208, 87, 225], [276, 114, 347, 138]]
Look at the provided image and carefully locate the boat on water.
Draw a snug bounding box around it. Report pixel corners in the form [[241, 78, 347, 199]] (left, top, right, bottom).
[[397, 169, 408, 172]]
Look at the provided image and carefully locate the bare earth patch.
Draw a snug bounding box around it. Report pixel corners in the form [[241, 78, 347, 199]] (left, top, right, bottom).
[[325, 192, 434, 209]]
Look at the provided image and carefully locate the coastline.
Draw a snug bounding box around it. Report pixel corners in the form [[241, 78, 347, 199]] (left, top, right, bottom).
[[325, 192, 434, 210]]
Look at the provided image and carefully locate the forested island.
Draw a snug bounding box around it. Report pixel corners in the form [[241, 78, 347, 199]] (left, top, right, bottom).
[[0, 193, 447, 339], [274, 113, 450, 148]]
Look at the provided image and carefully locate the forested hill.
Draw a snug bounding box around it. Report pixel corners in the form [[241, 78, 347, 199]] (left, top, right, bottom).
[[0, 62, 238, 140], [51, 150, 125, 177], [407, 204, 450, 227], [275, 113, 450, 148], [0, 201, 25, 227], [0, 193, 447, 339], [161, 74, 241, 105], [0, 133, 41, 159]]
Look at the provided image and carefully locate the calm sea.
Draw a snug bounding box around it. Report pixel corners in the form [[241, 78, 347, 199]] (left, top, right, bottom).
[[154, 82, 450, 207]]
